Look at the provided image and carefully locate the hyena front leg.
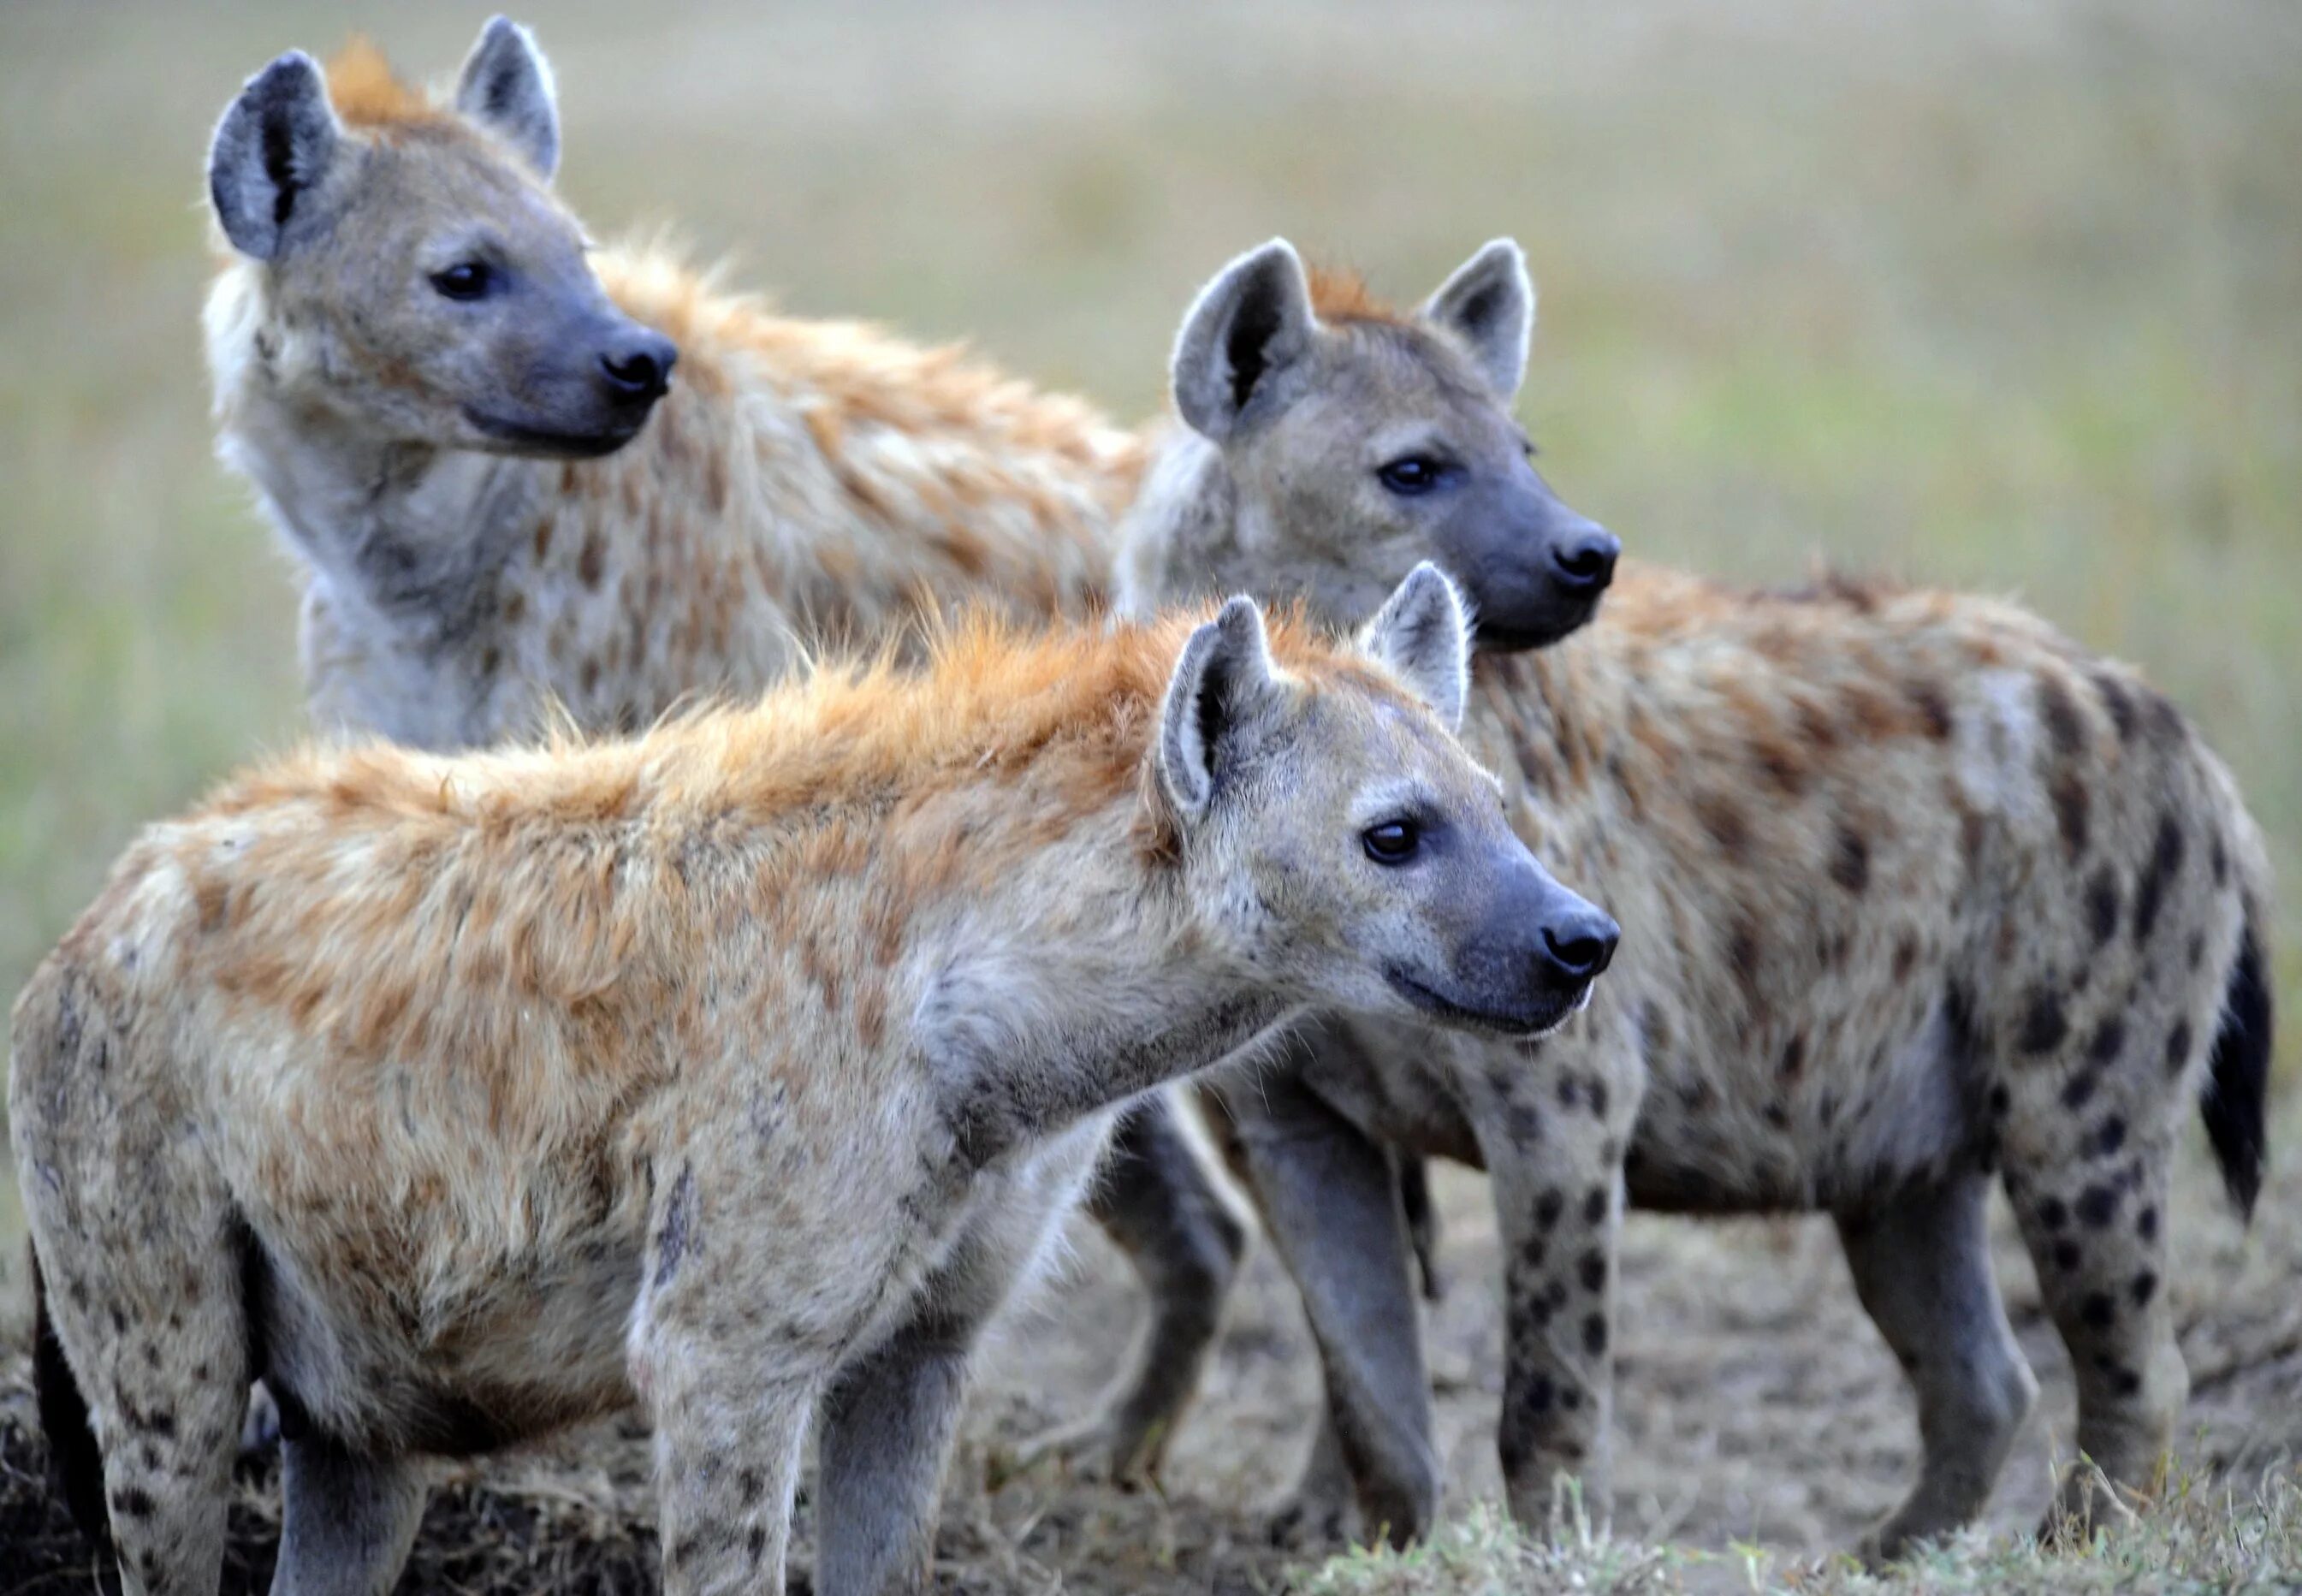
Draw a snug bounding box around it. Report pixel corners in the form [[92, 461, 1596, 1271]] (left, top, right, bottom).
[[1215, 1028, 1439, 1549], [643, 1327, 816, 1596], [273, 1434, 430, 1596], [818, 1132, 1100, 1596], [1835, 1167, 2038, 1561], [1025, 1094, 1248, 1482], [1461, 1026, 1640, 1530]]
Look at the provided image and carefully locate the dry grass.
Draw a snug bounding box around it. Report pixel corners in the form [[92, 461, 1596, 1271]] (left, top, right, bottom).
[[0, 0, 2297, 1589]]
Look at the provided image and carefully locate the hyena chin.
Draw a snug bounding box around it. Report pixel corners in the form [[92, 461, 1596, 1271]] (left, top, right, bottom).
[[12, 567, 1617, 1596], [1075, 272, 2275, 1558]]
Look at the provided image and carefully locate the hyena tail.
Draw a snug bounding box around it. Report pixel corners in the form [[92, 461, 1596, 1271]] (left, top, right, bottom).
[[2202, 916, 2273, 1223], [30, 1245, 110, 1548]]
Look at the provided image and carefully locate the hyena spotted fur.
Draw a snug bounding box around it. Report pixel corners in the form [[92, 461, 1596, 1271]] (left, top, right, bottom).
[[204, 22, 1608, 758], [13, 569, 1620, 1596], [1089, 245, 2275, 1559], [201, 19, 1619, 1481]]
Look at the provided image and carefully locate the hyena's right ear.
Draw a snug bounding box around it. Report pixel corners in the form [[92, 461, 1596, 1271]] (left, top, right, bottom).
[[1159, 597, 1280, 823], [457, 17, 561, 181], [1171, 240, 1318, 443], [209, 51, 341, 261]]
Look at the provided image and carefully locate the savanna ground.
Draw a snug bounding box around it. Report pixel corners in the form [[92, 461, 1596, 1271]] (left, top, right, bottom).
[[1, 1, 2297, 1588]]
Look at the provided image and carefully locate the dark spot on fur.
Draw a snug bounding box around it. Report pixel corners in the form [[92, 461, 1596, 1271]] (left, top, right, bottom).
[[2038, 674, 2085, 757], [2111, 1367, 2142, 1396], [2050, 773, 2091, 859], [2210, 831, 2228, 887], [1727, 917, 1762, 981], [2085, 1017, 2125, 1066], [1697, 794, 1750, 857], [1578, 1249, 1606, 1291], [2076, 1184, 2121, 1228], [748, 1524, 768, 1565], [1764, 1101, 1790, 1129], [1535, 1188, 1563, 1230], [2091, 1116, 2127, 1157], [2018, 989, 2068, 1054], [1522, 1374, 1555, 1415], [1989, 1083, 2011, 1118], [2092, 671, 2136, 741], [2037, 1196, 2068, 1230], [1582, 1186, 1607, 1226], [1586, 1077, 1609, 1118], [1561, 1385, 1583, 1411], [653, 1165, 698, 1289], [1830, 825, 1871, 893], [2061, 1067, 2098, 1110], [2085, 867, 2121, 947], [2164, 1018, 2193, 1076], [2187, 931, 2205, 971], [2137, 1205, 2159, 1241], [2130, 1270, 2157, 1307], [1907, 678, 1954, 739], [113, 1486, 156, 1519], [2133, 812, 2185, 944], [1582, 1314, 1608, 1356], [577, 528, 606, 589], [1519, 1235, 1546, 1272], [1893, 933, 1919, 982], [2080, 1292, 2116, 1330], [2053, 1238, 2082, 1271], [1780, 1033, 1807, 1079], [1557, 1075, 1580, 1109]]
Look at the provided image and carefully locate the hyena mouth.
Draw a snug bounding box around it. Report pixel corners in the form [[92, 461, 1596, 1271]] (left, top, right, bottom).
[[1383, 965, 1591, 1041], [461, 406, 649, 459]]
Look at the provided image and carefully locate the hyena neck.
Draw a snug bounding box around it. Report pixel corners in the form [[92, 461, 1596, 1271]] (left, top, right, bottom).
[[1112, 424, 1238, 618], [918, 845, 1299, 1169]]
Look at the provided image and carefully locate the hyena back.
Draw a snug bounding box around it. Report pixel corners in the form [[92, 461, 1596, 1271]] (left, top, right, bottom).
[[1098, 254, 2275, 1557], [13, 568, 1618, 1596]]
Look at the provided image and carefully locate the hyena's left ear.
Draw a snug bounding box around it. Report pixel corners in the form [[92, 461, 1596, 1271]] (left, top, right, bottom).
[[1159, 597, 1281, 824], [457, 16, 560, 181], [1359, 562, 1470, 731], [1421, 239, 1534, 399]]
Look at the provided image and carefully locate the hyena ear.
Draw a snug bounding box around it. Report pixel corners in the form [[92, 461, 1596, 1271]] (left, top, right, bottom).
[[208, 51, 341, 261], [457, 17, 561, 181], [1172, 240, 1318, 443], [1421, 239, 1534, 399], [1159, 597, 1280, 823], [1359, 562, 1471, 731]]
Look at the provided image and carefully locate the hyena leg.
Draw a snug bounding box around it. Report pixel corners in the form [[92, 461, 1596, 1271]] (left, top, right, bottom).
[[23, 1206, 248, 1594], [817, 1136, 1095, 1596], [1025, 1094, 1247, 1481], [272, 1435, 428, 1596], [2005, 1127, 2186, 1540], [645, 1341, 816, 1596], [1217, 1051, 1439, 1549], [1836, 1168, 2038, 1561], [1460, 1031, 1640, 1531]]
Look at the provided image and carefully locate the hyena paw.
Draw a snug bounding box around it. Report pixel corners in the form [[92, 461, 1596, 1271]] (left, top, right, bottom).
[[1264, 1491, 1355, 1552]]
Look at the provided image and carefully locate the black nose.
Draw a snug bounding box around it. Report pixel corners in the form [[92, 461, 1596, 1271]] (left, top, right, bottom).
[[1539, 909, 1619, 983], [600, 331, 677, 402], [1550, 524, 1620, 596]]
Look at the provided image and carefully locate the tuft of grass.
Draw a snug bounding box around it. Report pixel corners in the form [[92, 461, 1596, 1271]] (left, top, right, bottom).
[[1296, 1467, 2302, 1594]]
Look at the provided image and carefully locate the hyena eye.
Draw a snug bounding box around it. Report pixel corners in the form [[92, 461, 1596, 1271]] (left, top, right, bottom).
[[430, 262, 494, 301], [1362, 819, 1421, 864], [1377, 456, 1448, 495]]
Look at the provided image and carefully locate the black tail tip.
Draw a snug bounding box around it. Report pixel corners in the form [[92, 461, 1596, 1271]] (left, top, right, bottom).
[[30, 1247, 110, 1551], [2202, 924, 2273, 1223]]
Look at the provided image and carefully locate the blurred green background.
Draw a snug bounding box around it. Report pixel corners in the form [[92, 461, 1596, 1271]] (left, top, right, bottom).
[[0, 0, 2295, 1252]]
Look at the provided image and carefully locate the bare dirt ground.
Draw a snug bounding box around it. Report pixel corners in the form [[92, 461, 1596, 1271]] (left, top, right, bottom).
[[7, 1097, 2296, 1593]]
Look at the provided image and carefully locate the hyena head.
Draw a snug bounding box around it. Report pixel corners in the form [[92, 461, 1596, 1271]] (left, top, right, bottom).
[[1158, 563, 1617, 1037], [1156, 238, 1617, 651], [205, 19, 675, 458]]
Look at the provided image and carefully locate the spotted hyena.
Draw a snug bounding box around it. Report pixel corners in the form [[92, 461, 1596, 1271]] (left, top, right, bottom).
[[205, 23, 1610, 760], [13, 568, 1620, 1596], [1087, 253, 2275, 1559]]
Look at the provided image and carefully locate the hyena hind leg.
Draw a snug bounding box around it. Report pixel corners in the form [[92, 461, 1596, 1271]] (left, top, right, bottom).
[[274, 1434, 429, 1596], [1836, 1167, 2038, 1563], [2004, 1126, 2186, 1543]]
